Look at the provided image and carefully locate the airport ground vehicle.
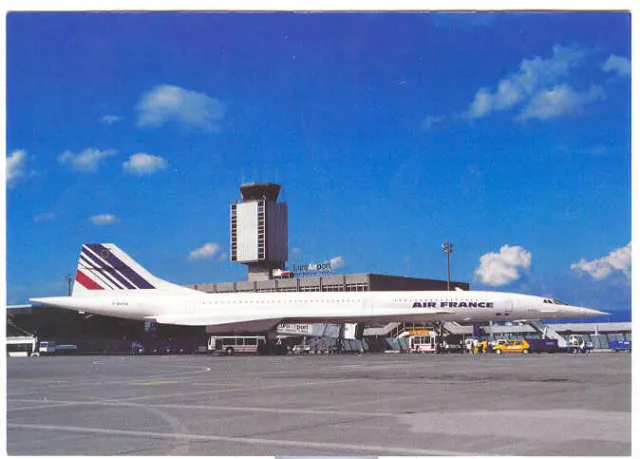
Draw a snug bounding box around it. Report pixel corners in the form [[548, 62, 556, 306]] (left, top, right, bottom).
[[409, 333, 438, 353], [38, 341, 57, 354], [6, 336, 38, 357], [292, 343, 311, 354], [37, 341, 78, 355], [562, 335, 594, 354], [525, 338, 559, 353], [440, 335, 464, 353], [492, 339, 531, 354], [609, 340, 631, 352], [207, 335, 266, 355]]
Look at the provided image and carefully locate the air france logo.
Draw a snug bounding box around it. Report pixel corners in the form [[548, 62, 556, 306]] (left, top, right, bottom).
[[412, 301, 494, 309]]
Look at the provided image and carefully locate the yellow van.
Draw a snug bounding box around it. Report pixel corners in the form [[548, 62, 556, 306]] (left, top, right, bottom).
[[492, 339, 531, 354]]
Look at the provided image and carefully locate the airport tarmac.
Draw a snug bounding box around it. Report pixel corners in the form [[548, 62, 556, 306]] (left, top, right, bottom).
[[7, 353, 631, 455]]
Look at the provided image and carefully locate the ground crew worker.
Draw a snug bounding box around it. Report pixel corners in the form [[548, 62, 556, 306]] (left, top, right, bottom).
[[481, 340, 488, 354]]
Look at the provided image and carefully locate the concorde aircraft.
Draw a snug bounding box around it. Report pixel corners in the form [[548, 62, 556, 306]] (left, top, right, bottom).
[[30, 243, 607, 334]]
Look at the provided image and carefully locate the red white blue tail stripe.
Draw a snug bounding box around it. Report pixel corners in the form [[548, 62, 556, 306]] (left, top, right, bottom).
[[75, 243, 156, 292]]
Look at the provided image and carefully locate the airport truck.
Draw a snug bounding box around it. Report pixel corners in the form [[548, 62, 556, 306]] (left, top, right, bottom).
[[37, 341, 78, 356], [609, 340, 631, 352], [525, 338, 559, 353], [561, 335, 594, 354]]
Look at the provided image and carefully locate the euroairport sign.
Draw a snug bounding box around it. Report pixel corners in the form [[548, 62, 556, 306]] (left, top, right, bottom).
[[277, 323, 310, 335], [290, 262, 333, 276]]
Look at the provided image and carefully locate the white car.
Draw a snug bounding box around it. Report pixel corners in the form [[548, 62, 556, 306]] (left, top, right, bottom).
[[292, 344, 311, 354]]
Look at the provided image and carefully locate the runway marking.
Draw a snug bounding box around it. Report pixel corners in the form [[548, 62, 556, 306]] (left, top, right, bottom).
[[191, 382, 235, 387], [7, 422, 479, 456], [7, 379, 70, 384], [113, 378, 352, 402], [8, 398, 403, 417], [130, 380, 179, 386], [7, 379, 354, 412]]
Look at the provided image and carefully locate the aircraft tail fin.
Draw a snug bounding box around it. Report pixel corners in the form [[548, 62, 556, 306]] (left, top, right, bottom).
[[72, 243, 189, 296]]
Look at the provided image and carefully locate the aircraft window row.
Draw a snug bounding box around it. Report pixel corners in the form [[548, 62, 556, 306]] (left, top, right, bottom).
[[208, 298, 361, 305]]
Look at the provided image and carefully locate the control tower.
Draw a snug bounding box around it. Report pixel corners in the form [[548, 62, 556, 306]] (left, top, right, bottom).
[[230, 182, 288, 281]]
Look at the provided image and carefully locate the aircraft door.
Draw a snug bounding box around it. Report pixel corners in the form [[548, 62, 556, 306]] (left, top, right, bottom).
[[504, 299, 513, 316]]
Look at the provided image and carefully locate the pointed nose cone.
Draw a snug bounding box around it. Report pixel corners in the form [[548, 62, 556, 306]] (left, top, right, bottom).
[[579, 306, 610, 318], [565, 304, 609, 318]]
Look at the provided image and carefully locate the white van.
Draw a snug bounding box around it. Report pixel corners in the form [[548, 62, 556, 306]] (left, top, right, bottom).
[[38, 341, 57, 355]]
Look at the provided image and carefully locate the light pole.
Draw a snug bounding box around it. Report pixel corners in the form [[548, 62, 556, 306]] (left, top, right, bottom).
[[65, 274, 72, 296], [441, 242, 453, 291]]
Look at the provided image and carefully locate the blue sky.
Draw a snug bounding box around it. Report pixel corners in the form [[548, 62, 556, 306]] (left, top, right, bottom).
[[6, 12, 632, 319]]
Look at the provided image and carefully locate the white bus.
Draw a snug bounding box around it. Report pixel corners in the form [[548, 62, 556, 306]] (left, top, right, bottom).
[[6, 336, 38, 357], [408, 333, 438, 353], [207, 335, 266, 355]]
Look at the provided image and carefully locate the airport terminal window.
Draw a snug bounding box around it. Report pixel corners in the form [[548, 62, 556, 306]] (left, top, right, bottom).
[[345, 283, 368, 291]]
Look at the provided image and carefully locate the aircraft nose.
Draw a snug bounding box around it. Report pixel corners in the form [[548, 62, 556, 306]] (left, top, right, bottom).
[[576, 306, 609, 317]]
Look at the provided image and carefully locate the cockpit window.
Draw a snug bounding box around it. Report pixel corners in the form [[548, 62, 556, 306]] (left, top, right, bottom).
[[543, 299, 551, 303], [552, 299, 568, 305]]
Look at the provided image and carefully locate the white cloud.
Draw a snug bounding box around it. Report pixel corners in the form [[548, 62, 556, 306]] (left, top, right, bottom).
[[467, 44, 587, 120], [89, 214, 117, 225], [291, 247, 302, 255], [100, 115, 122, 125], [123, 153, 168, 175], [136, 85, 225, 131], [7, 150, 28, 186], [469, 88, 494, 118], [602, 55, 631, 78], [189, 243, 221, 261], [58, 148, 117, 173], [518, 85, 605, 120], [571, 242, 631, 280], [474, 245, 532, 286], [420, 115, 444, 130], [330, 256, 345, 270], [34, 213, 55, 223]]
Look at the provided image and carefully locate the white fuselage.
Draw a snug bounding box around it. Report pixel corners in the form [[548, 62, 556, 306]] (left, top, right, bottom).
[[33, 289, 606, 332]]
